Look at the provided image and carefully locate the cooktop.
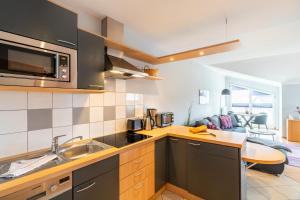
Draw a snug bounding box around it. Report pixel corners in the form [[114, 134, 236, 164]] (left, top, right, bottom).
[[94, 131, 152, 148]]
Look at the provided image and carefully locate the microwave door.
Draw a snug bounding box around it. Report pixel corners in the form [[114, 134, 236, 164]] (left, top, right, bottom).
[[0, 40, 58, 80]]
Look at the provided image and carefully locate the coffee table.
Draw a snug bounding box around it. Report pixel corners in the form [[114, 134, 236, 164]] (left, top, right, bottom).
[[248, 130, 276, 141]]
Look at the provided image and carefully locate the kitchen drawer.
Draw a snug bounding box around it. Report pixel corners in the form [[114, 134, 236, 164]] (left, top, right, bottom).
[[120, 163, 154, 193], [120, 151, 154, 179], [73, 155, 119, 186], [120, 142, 154, 165], [120, 175, 154, 200]]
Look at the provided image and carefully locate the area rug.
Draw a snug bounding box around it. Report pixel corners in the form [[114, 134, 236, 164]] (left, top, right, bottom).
[[286, 143, 300, 168]]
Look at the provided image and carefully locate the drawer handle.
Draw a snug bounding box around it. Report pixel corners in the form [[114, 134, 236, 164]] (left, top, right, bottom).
[[89, 84, 104, 88], [189, 142, 201, 146], [169, 138, 179, 141], [134, 171, 144, 177], [57, 39, 76, 46], [134, 182, 144, 190], [76, 182, 96, 193]]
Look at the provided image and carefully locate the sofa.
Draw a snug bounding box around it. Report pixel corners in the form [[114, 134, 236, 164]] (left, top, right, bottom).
[[193, 114, 290, 175]]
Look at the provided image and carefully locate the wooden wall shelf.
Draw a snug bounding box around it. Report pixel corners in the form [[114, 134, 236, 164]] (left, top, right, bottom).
[[0, 85, 106, 93]]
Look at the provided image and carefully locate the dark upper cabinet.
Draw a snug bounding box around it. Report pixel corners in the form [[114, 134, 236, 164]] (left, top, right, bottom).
[[73, 155, 119, 200], [155, 137, 168, 192], [187, 140, 244, 200], [168, 137, 187, 190], [77, 30, 105, 90], [0, 0, 77, 49]]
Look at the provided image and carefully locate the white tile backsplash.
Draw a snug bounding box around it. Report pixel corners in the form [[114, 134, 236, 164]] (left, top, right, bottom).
[[90, 107, 103, 122], [116, 119, 127, 133], [0, 110, 27, 134], [90, 94, 103, 107], [53, 108, 72, 127], [0, 91, 27, 110], [116, 79, 126, 92], [73, 94, 90, 107], [0, 89, 146, 159], [0, 132, 27, 158], [28, 128, 52, 152], [116, 106, 126, 119], [116, 93, 126, 106], [103, 120, 115, 136], [53, 93, 72, 108], [53, 126, 73, 145], [90, 122, 103, 138], [104, 92, 116, 106], [73, 124, 90, 139], [28, 92, 52, 109]]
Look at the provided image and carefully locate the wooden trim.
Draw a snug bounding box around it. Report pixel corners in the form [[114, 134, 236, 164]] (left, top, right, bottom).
[[0, 85, 106, 93], [166, 183, 204, 200], [149, 184, 166, 200]]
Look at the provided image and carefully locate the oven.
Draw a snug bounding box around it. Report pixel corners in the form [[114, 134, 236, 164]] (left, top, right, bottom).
[[0, 31, 77, 88]]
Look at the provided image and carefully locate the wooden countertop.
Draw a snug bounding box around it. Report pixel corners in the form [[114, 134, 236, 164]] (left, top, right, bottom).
[[242, 142, 286, 164], [0, 125, 253, 197]]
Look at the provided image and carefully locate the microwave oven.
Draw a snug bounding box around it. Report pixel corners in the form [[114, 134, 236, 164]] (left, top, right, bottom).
[[0, 31, 77, 88]]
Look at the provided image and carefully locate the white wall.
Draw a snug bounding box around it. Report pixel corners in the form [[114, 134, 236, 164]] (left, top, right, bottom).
[[151, 61, 226, 125], [282, 84, 300, 137]]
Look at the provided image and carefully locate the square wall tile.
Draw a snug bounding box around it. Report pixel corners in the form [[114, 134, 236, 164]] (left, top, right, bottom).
[[73, 124, 89, 139], [0, 132, 27, 158], [90, 122, 103, 138], [103, 106, 116, 121], [0, 91, 27, 110], [0, 110, 27, 134], [104, 78, 116, 91], [90, 94, 103, 107], [73, 94, 89, 108], [28, 109, 52, 131], [135, 105, 144, 117], [116, 79, 126, 92], [135, 94, 143, 105], [53, 108, 72, 127], [53, 93, 72, 108], [116, 106, 126, 119], [116, 93, 126, 106], [28, 128, 52, 152], [53, 126, 73, 145], [126, 93, 135, 105], [73, 108, 90, 125], [104, 92, 116, 106], [126, 106, 135, 118], [28, 92, 52, 109], [90, 107, 103, 122], [116, 119, 127, 133], [103, 120, 115, 136]]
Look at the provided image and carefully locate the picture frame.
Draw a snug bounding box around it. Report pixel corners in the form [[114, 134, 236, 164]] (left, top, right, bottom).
[[199, 90, 210, 104]]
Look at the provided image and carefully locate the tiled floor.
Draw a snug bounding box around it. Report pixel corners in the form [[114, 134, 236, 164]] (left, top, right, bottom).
[[155, 165, 300, 200]]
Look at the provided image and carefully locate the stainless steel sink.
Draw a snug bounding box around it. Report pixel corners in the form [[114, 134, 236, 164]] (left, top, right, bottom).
[[58, 140, 113, 161]]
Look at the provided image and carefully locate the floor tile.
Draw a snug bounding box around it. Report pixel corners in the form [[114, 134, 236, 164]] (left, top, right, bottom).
[[273, 185, 300, 199], [255, 187, 288, 200], [247, 187, 268, 200]]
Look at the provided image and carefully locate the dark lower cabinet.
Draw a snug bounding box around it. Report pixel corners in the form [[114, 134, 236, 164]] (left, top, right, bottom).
[[155, 137, 168, 192], [50, 190, 72, 200], [72, 155, 119, 200], [168, 137, 187, 190], [77, 30, 105, 90], [187, 140, 245, 200], [0, 0, 77, 49]]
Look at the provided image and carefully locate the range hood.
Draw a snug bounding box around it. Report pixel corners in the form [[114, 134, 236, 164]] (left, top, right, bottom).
[[102, 17, 148, 79]]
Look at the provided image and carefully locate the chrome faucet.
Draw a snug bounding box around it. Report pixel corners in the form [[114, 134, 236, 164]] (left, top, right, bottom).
[[51, 135, 83, 154]]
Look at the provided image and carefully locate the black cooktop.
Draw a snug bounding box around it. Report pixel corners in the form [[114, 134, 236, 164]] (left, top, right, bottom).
[[94, 131, 152, 148]]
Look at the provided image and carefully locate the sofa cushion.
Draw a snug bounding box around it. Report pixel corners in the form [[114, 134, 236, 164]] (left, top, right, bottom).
[[209, 115, 221, 128], [196, 118, 210, 126], [220, 115, 233, 129], [229, 113, 239, 127]]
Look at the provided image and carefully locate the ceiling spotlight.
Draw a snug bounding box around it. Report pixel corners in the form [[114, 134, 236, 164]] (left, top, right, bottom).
[[199, 51, 205, 56]]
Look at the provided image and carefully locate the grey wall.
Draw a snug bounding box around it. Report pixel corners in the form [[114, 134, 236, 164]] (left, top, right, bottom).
[[282, 84, 300, 137]]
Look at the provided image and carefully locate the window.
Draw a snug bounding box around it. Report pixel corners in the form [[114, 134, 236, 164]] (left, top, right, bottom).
[[230, 84, 275, 128]]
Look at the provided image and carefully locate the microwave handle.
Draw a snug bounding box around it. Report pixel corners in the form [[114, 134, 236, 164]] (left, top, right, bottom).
[[55, 53, 60, 78]]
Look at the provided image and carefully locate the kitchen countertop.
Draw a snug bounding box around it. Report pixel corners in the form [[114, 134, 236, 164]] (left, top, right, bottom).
[[0, 125, 247, 197]]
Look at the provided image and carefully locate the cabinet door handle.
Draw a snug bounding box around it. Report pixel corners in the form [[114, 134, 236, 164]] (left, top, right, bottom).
[[189, 142, 201, 146], [134, 182, 144, 190], [89, 85, 104, 88], [133, 158, 143, 164], [76, 182, 96, 193], [57, 39, 76, 46], [134, 171, 144, 177], [169, 138, 179, 141]]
